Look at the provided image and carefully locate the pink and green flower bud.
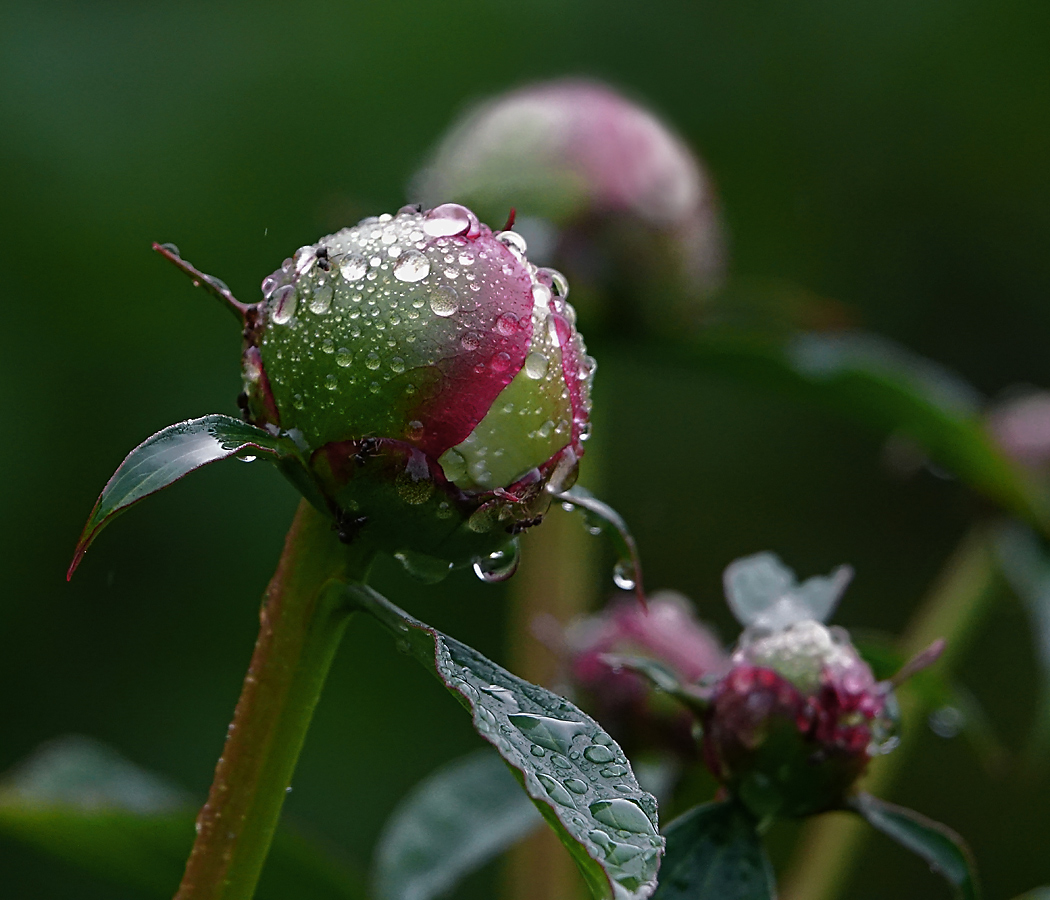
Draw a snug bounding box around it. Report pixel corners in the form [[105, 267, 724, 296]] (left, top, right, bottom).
[[243, 204, 593, 579], [701, 554, 899, 819], [559, 592, 729, 759], [412, 80, 724, 331]]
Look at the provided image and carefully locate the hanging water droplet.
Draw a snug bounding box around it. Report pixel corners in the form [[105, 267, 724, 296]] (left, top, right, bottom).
[[309, 283, 333, 315], [237, 454, 257, 463], [393, 250, 430, 282], [472, 539, 521, 583], [541, 267, 570, 298], [613, 559, 637, 591], [271, 285, 297, 324]]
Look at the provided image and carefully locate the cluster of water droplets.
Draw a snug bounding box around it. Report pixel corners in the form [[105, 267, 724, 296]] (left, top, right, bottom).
[[431, 637, 662, 899]]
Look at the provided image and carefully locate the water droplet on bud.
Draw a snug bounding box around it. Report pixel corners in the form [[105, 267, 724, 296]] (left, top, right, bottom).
[[429, 285, 459, 317], [393, 250, 430, 282]]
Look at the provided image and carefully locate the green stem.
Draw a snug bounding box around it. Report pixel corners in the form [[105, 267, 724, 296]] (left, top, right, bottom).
[[780, 525, 1000, 900], [174, 499, 373, 900]]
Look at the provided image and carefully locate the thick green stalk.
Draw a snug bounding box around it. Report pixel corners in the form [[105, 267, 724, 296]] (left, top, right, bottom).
[[174, 499, 373, 900], [780, 526, 999, 900]]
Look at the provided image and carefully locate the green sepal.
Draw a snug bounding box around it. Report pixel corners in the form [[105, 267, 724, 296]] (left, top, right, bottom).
[[68, 414, 299, 578], [652, 800, 775, 900], [849, 792, 980, 900]]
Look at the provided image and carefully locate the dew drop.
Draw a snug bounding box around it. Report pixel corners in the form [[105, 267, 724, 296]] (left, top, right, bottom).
[[271, 285, 297, 324], [496, 230, 528, 257], [390, 356, 406, 374], [537, 774, 577, 809], [495, 312, 519, 336], [439, 449, 467, 482], [523, 351, 549, 380], [564, 778, 588, 795], [365, 351, 381, 370], [309, 283, 333, 315], [491, 351, 512, 372], [405, 419, 424, 442], [588, 799, 656, 835], [600, 764, 628, 778], [393, 250, 430, 282], [261, 275, 281, 299], [423, 203, 479, 238], [428, 285, 459, 317], [584, 745, 616, 764], [508, 713, 585, 753], [336, 348, 353, 367]]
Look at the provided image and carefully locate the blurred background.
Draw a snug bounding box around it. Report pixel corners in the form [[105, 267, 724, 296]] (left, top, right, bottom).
[[3, 1, 1049, 897]]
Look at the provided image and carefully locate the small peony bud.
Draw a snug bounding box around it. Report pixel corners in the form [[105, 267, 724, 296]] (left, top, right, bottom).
[[412, 80, 724, 331], [559, 592, 729, 758], [701, 554, 898, 819], [244, 204, 593, 579], [703, 621, 896, 819]]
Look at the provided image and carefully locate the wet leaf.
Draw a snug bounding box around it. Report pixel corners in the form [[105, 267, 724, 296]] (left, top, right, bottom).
[[850, 792, 979, 900], [635, 330, 1050, 538], [69, 415, 298, 578], [372, 749, 542, 900], [348, 584, 665, 900], [652, 801, 774, 900], [0, 735, 365, 899]]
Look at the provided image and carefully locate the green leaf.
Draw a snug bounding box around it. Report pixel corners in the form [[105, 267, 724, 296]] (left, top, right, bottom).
[[652, 801, 775, 900], [348, 584, 665, 900], [69, 414, 298, 578], [599, 654, 710, 718], [0, 735, 365, 899], [634, 330, 1050, 538], [372, 749, 542, 900], [849, 792, 980, 900]]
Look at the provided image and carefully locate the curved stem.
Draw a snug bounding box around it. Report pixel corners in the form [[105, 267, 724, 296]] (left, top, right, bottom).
[[174, 499, 373, 900], [780, 525, 999, 900]]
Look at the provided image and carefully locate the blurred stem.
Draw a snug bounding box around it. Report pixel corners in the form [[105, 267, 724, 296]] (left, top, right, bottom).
[[503, 504, 598, 900], [781, 525, 999, 900], [174, 499, 373, 900]]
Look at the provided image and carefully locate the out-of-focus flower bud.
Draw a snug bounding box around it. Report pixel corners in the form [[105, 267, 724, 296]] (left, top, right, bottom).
[[701, 553, 898, 819], [412, 80, 724, 333], [987, 390, 1050, 468], [245, 204, 593, 580], [558, 592, 729, 758]]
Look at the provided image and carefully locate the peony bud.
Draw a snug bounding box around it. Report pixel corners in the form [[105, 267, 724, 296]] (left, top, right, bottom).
[[700, 554, 899, 819], [244, 204, 593, 580], [558, 592, 729, 758], [412, 80, 724, 331]]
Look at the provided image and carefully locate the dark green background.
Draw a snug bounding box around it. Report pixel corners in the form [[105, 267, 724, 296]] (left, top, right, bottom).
[[3, 1, 1048, 897]]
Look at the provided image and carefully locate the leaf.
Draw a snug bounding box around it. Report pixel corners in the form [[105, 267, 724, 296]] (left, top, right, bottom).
[[635, 330, 1050, 538], [598, 654, 710, 718], [991, 521, 1050, 756], [722, 552, 852, 630], [0, 735, 366, 900], [652, 801, 775, 900], [555, 486, 646, 602], [372, 749, 542, 900], [348, 584, 665, 900], [849, 792, 980, 900], [69, 414, 298, 578]]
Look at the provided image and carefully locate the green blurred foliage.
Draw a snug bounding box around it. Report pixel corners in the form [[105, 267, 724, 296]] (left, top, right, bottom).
[[3, 1, 1049, 898]]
